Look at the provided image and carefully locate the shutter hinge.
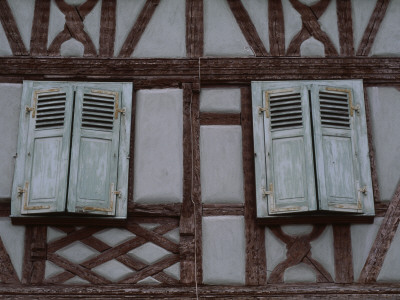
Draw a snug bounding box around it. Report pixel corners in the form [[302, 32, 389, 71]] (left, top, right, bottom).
[[350, 104, 360, 116], [25, 106, 35, 116], [262, 183, 273, 197], [257, 106, 269, 118], [18, 182, 50, 211], [115, 107, 126, 119], [358, 186, 367, 195]]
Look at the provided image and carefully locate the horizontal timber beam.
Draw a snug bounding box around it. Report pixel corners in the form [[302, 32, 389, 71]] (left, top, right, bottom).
[[0, 57, 400, 86], [1, 284, 400, 298]]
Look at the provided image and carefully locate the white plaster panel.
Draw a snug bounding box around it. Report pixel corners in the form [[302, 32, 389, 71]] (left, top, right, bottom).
[[0, 84, 22, 199], [202, 216, 246, 285], [368, 87, 400, 201], [378, 223, 400, 282], [6, 0, 35, 51], [137, 276, 160, 284], [0, 218, 25, 280], [317, 0, 339, 54], [65, 0, 86, 4], [132, 0, 186, 58], [241, 0, 270, 52], [265, 227, 287, 279], [45, 260, 64, 279], [128, 242, 171, 265], [48, 0, 66, 49], [0, 23, 13, 56], [134, 89, 183, 204], [204, 0, 253, 56], [64, 276, 90, 285], [351, 0, 377, 52], [281, 225, 313, 236], [164, 262, 180, 280], [92, 228, 135, 247], [371, 0, 400, 56], [300, 37, 325, 57], [92, 259, 135, 282], [200, 88, 241, 113], [47, 227, 67, 243], [200, 126, 244, 204], [56, 241, 99, 264], [163, 228, 180, 243], [284, 262, 316, 283], [282, 0, 302, 51], [60, 39, 84, 57], [83, 0, 101, 53], [114, 0, 146, 56], [351, 217, 383, 281], [310, 225, 335, 280]]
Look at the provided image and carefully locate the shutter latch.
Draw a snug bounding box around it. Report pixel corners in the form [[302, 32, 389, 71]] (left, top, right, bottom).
[[113, 190, 122, 197], [350, 104, 360, 116], [262, 183, 273, 197]]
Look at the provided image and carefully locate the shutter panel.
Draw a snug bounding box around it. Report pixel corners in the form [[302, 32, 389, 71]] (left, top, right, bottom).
[[311, 85, 363, 212], [67, 86, 122, 215], [263, 86, 317, 214], [20, 85, 74, 214]]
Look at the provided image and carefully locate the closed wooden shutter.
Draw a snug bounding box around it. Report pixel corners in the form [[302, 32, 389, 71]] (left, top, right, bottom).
[[312, 85, 363, 212], [67, 86, 122, 216], [20, 84, 74, 214], [262, 86, 317, 214]]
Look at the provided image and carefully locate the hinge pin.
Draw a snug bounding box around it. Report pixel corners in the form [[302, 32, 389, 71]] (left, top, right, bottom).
[[358, 186, 367, 195], [262, 183, 274, 197]]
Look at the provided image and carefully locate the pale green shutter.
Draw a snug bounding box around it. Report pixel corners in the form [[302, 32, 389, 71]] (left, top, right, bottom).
[[17, 83, 73, 214], [260, 85, 317, 215], [67, 85, 123, 215], [311, 84, 363, 212]]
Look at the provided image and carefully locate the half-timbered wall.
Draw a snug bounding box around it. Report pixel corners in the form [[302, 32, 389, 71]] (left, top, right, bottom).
[[0, 0, 400, 298]]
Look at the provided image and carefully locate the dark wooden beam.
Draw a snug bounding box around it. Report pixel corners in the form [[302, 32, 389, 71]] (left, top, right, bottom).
[[21, 226, 47, 284], [199, 112, 241, 125], [118, 0, 160, 58], [180, 83, 196, 283], [359, 183, 400, 283], [0, 0, 28, 55], [30, 0, 51, 56], [0, 202, 10, 217], [1, 57, 399, 85], [99, 0, 117, 57], [336, 0, 354, 56], [241, 86, 266, 285], [227, 0, 268, 57], [356, 0, 390, 56], [202, 204, 244, 216], [268, 0, 285, 56], [333, 224, 354, 283], [0, 236, 19, 283], [186, 0, 204, 58]]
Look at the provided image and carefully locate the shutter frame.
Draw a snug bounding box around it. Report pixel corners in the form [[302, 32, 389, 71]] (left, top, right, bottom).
[[11, 81, 74, 215]]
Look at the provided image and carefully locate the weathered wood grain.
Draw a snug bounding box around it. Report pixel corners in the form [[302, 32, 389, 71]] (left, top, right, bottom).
[[269, 0, 285, 56], [186, 0, 204, 57], [129, 203, 182, 216], [227, 0, 268, 57], [356, 0, 390, 56], [288, 0, 338, 56], [336, 0, 354, 56], [333, 224, 354, 283], [30, 0, 51, 56], [242, 86, 267, 285], [118, 0, 160, 58], [48, 0, 98, 56], [364, 88, 381, 203], [0, 0, 28, 55], [359, 182, 400, 283], [0, 236, 19, 283], [21, 226, 47, 284], [375, 202, 390, 217], [286, 0, 331, 56], [202, 204, 244, 216], [44, 271, 75, 284], [1, 57, 399, 85], [119, 254, 179, 284], [99, 0, 116, 57], [47, 252, 111, 284], [199, 112, 241, 125]]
